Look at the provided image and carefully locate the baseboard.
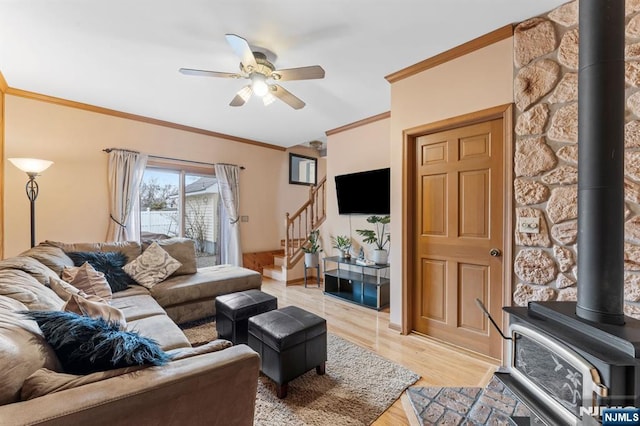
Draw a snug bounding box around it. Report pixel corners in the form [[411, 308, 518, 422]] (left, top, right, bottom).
[[388, 322, 402, 332], [286, 278, 305, 286], [286, 277, 323, 287]]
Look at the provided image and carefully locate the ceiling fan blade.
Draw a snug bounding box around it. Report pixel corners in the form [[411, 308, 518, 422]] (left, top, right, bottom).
[[179, 68, 241, 78], [272, 65, 325, 81], [225, 34, 258, 70], [230, 85, 252, 107], [271, 85, 305, 110]]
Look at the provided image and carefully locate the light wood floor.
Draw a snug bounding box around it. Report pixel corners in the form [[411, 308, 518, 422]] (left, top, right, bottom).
[[260, 278, 499, 425]]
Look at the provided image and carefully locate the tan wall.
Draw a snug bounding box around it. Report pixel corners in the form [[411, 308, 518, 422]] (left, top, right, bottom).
[[323, 117, 390, 263], [3, 95, 309, 257], [388, 38, 514, 326], [0, 85, 4, 260]]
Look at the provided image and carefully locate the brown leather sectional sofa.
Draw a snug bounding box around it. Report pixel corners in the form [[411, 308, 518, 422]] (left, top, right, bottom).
[[0, 240, 262, 426]]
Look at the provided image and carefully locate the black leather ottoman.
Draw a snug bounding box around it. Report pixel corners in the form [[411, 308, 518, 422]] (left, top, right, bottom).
[[248, 305, 327, 398], [215, 289, 277, 345]]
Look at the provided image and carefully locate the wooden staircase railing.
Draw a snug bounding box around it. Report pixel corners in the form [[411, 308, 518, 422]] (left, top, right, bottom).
[[284, 176, 327, 269]]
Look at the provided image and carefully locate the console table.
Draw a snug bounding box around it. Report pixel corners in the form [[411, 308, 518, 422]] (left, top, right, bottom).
[[322, 256, 390, 310]]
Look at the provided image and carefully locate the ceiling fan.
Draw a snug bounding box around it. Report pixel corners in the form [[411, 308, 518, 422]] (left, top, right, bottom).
[[179, 34, 325, 110]]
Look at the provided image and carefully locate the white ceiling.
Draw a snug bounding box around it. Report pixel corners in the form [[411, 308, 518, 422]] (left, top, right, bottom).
[[0, 0, 566, 148]]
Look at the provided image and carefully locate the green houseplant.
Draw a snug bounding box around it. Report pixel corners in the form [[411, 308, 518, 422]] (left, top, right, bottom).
[[331, 235, 352, 259], [301, 229, 322, 267], [356, 215, 390, 264]]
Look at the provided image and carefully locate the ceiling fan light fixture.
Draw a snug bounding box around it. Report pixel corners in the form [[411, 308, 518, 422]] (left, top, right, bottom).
[[238, 85, 253, 102], [251, 73, 269, 97], [180, 34, 324, 109], [263, 92, 276, 106]]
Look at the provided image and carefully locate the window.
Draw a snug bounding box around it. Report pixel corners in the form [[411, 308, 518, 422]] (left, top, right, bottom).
[[139, 163, 220, 268]]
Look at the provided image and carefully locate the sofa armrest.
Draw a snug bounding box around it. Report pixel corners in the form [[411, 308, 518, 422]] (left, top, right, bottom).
[[0, 345, 259, 426]]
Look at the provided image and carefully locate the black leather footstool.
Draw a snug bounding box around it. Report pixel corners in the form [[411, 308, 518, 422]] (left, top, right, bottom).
[[248, 305, 327, 398], [215, 289, 277, 345]]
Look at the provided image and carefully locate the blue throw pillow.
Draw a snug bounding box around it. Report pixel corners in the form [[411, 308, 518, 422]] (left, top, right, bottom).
[[67, 251, 135, 292], [22, 311, 170, 375]]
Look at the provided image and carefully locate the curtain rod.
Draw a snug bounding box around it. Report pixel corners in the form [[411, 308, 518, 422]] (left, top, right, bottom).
[[102, 148, 245, 170]]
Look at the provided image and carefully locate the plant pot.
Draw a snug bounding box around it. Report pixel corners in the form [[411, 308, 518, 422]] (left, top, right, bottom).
[[372, 249, 388, 265], [305, 252, 320, 267], [339, 249, 351, 260]]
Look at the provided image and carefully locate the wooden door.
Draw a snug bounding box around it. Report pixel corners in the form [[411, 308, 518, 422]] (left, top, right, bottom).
[[412, 119, 504, 360]]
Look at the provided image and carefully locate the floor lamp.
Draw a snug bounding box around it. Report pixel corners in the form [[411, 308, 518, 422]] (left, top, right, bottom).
[[8, 158, 54, 248]]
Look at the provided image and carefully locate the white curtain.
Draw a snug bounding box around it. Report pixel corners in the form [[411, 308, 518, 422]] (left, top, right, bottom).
[[106, 150, 148, 242], [215, 164, 242, 266]]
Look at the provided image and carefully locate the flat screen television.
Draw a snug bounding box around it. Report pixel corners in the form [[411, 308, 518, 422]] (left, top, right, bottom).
[[335, 168, 390, 215]]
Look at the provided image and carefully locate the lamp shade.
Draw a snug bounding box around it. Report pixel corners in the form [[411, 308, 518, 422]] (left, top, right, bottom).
[[251, 74, 268, 97], [8, 158, 53, 174]]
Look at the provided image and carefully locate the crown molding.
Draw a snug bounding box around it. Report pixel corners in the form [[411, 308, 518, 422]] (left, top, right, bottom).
[[385, 24, 514, 83], [325, 111, 391, 136], [4, 86, 286, 151]]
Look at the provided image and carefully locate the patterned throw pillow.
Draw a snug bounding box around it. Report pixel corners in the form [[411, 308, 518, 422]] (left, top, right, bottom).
[[123, 242, 181, 289]]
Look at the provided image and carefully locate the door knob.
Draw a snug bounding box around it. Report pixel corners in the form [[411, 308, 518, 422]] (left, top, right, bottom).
[[489, 248, 501, 257]]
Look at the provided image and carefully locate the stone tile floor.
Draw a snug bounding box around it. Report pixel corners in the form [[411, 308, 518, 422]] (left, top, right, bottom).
[[407, 376, 545, 425]]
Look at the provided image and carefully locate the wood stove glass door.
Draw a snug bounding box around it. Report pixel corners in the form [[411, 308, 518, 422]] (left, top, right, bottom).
[[412, 118, 504, 360]]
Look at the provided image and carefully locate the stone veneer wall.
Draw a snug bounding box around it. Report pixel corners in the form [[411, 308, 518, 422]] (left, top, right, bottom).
[[512, 0, 640, 318]]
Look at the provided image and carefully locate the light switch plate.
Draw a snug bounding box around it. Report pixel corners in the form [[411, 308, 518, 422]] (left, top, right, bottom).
[[518, 217, 540, 234]]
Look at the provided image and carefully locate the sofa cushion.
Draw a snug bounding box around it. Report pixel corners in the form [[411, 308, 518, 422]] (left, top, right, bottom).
[[44, 240, 142, 263], [151, 265, 261, 309], [123, 242, 181, 289], [142, 238, 197, 276], [126, 314, 191, 351], [110, 284, 150, 299], [0, 269, 65, 311], [67, 251, 135, 293], [21, 366, 147, 401], [0, 256, 59, 287], [19, 245, 74, 276], [22, 311, 170, 375], [110, 294, 167, 321], [20, 339, 235, 400], [0, 296, 62, 405], [166, 339, 232, 361], [62, 262, 113, 301]]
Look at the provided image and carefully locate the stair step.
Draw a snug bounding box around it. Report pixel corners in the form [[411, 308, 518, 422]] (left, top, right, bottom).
[[273, 254, 285, 267], [262, 264, 286, 281]]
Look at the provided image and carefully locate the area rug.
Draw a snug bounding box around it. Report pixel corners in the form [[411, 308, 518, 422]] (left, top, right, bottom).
[[180, 318, 420, 425], [179, 316, 217, 346], [406, 375, 542, 425]]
